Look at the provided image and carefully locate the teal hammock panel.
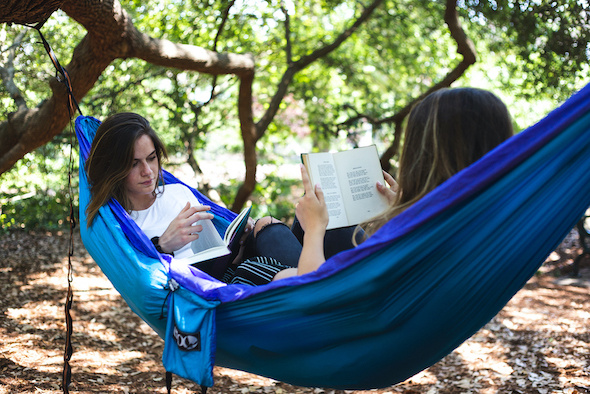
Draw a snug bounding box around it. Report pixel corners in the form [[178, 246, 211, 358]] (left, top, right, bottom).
[[76, 82, 590, 389]]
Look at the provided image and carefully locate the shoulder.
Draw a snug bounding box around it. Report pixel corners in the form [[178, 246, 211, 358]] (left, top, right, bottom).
[[161, 183, 199, 203], [163, 183, 190, 194]]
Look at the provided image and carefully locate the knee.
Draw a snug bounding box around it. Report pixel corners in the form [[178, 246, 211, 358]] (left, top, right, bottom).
[[271, 268, 298, 281], [253, 216, 279, 236]]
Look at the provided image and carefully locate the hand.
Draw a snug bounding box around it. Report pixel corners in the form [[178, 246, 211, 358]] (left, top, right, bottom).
[[244, 217, 255, 237], [158, 202, 214, 254], [238, 217, 255, 246], [295, 164, 328, 275], [376, 170, 398, 205], [295, 164, 329, 236], [232, 217, 256, 265]]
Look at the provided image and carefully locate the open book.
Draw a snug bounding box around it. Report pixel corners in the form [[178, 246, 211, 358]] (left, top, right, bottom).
[[179, 206, 252, 280], [301, 145, 389, 229]]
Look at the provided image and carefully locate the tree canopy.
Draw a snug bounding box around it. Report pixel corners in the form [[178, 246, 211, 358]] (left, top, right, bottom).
[[1, 0, 588, 219]]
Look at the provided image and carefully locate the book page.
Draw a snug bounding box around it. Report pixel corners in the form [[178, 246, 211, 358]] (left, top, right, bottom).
[[333, 145, 389, 226], [224, 206, 251, 245], [190, 218, 225, 255], [303, 152, 349, 229]]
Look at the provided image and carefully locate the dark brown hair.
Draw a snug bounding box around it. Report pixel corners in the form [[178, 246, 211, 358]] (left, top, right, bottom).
[[85, 112, 168, 226]]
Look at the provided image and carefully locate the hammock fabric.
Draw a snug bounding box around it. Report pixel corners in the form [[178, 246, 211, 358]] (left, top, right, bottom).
[[76, 82, 590, 390]]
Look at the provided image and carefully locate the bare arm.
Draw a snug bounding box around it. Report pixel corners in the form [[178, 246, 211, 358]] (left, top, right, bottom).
[[296, 164, 329, 275]]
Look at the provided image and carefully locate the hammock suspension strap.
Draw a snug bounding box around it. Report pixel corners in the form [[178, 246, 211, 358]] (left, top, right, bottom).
[[23, 20, 83, 394], [33, 25, 82, 116], [165, 372, 208, 394]]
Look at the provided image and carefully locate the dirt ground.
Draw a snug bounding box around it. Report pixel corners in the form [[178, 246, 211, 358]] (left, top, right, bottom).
[[0, 229, 588, 394]]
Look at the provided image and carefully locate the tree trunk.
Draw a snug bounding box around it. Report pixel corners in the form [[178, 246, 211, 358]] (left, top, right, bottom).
[[232, 70, 257, 211]]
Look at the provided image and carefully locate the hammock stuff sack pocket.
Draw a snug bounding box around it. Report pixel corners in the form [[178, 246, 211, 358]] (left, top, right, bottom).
[[162, 280, 220, 387]]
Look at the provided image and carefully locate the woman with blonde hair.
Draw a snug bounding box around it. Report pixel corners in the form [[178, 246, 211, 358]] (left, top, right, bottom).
[[294, 87, 514, 275]]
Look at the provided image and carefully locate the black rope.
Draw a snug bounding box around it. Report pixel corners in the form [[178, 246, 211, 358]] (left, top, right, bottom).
[[166, 371, 172, 394], [23, 23, 83, 394], [61, 91, 78, 394], [165, 371, 210, 393], [35, 29, 82, 116]]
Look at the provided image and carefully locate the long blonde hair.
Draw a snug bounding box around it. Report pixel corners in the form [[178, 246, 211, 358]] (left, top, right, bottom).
[[85, 113, 168, 227], [359, 87, 513, 239]]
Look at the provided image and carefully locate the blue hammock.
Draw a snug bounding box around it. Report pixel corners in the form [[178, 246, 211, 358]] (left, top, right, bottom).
[[76, 83, 590, 390]]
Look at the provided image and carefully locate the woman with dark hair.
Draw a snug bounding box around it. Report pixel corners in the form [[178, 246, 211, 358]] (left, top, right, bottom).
[[85, 112, 304, 285], [294, 87, 514, 275]]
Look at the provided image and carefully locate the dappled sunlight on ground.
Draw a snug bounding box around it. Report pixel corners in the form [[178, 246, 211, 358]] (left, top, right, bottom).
[[0, 229, 589, 393]]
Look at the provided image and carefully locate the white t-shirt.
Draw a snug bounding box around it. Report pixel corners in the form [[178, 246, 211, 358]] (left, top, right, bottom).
[[130, 183, 220, 259]]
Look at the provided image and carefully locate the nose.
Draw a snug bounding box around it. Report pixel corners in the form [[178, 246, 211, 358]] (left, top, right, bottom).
[[140, 161, 153, 176]]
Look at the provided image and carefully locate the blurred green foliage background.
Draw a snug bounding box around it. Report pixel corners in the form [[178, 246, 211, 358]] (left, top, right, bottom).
[[1, 0, 588, 232]]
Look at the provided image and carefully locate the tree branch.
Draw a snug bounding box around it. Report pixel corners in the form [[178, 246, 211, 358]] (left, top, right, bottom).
[[281, 1, 293, 65], [256, 0, 385, 138], [214, 1, 235, 52], [206, 1, 236, 106], [0, 0, 64, 25], [128, 31, 254, 77], [377, 0, 477, 167]]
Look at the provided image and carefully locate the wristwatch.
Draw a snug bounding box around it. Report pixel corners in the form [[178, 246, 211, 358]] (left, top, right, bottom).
[[151, 236, 174, 257]]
